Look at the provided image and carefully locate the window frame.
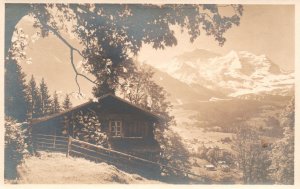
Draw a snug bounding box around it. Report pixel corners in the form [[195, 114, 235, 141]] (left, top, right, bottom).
[[109, 120, 122, 137]]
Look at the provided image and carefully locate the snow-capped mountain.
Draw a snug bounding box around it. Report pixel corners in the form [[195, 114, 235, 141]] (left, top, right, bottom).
[[153, 49, 294, 97]]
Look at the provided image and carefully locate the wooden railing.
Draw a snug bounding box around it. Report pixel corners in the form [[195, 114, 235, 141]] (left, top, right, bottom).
[[32, 133, 205, 181], [33, 133, 68, 152]]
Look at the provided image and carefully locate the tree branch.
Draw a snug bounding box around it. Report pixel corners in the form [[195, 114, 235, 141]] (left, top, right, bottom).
[[70, 48, 98, 96], [38, 20, 98, 93]]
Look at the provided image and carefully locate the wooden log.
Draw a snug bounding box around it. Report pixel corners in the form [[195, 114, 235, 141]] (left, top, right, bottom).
[[35, 142, 67, 148], [36, 145, 67, 151], [34, 141, 55, 146], [33, 136, 67, 143], [33, 133, 68, 139]]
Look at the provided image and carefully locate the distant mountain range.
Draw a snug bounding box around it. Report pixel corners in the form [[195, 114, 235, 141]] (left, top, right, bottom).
[[150, 49, 294, 103]]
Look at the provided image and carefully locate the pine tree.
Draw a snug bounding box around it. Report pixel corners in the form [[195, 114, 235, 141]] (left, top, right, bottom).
[[5, 58, 28, 121], [26, 75, 40, 119], [38, 78, 52, 116], [51, 91, 61, 114], [63, 94, 72, 110]]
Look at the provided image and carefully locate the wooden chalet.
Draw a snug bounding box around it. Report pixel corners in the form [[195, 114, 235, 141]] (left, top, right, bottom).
[[31, 94, 165, 159]]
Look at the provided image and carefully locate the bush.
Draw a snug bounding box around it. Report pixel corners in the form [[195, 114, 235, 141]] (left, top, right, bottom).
[[155, 128, 190, 177], [72, 110, 108, 147], [232, 126, 272, 184], [196, 145, 207, 159], [196, 145, 234, 166], [271, 98, 294, 184], [5, 117, 28, 179], [220, 137, 232, 144]]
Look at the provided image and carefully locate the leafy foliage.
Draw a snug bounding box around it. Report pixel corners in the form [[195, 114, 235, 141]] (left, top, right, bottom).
[[26, 4, 243, 94], [155, 129, 190, 176], [64, 111, 107, 146], [195, 144, 234, 167], [119, 63, 173, 124], [4, 117, 28, 179], [233, 125, 272, 184], [8, 28, 29, 62], [271, 98, 294, 184]]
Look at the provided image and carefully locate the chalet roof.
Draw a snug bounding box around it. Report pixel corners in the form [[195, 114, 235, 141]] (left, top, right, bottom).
[[31, 94, 165, 125]]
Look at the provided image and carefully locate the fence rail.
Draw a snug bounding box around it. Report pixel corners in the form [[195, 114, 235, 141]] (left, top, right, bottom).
[[32, 133, 204, 180]]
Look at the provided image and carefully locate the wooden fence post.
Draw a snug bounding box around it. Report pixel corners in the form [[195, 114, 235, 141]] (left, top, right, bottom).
[[66, 136, 72, 157], [53, 129, 56, 149]]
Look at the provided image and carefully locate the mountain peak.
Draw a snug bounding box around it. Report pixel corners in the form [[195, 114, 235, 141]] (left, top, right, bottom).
[[227, 50, 239, 57], [152, 49, 293, 98], [175, 48, 220, 62]]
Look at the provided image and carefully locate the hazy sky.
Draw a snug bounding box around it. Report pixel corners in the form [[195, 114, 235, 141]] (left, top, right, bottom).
[[139, 5, 295, 71], [15, 4, 295, 105]]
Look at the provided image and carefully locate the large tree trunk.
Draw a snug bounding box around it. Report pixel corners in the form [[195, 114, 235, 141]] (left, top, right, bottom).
[[5, 4, 31, 58]]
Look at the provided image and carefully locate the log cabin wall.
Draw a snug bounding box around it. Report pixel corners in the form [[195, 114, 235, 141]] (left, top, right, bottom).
[[32, 117, 61, 136], [97, 113, 154, 139], [31, 94, 164, 160]]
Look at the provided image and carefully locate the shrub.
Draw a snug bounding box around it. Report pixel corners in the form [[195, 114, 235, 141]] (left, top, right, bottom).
[[155, 128, 190, 177], [271, 98, 294, 184], [72, 110, 108, 147], [232, 126, 272, 184], [5, 117, 28, 179], [220, 137, 232, 144]]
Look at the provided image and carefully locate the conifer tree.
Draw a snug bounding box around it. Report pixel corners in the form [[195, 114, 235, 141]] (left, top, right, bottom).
[[38, 78, 52, 116], [63, 94, 72, 110], [5, 58, 28, 121], [51, 91, 61, 114], [26, 75, 40, 119]]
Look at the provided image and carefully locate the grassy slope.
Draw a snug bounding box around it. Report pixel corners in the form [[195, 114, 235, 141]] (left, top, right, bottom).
[[16, 152, 162, 184]]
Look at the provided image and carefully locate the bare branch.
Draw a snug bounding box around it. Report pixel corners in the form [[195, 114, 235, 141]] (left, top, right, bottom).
[[37, 20, 98, 92], [70, 48, 98, 96]]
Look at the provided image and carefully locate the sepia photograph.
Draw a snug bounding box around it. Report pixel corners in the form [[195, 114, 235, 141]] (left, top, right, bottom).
[[3, 1, 296, 185]]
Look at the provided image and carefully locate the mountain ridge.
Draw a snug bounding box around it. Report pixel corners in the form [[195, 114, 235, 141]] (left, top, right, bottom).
[[150, 49, 294, 98]]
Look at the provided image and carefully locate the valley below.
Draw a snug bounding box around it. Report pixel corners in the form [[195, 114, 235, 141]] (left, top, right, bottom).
[[168, 95, 292, 183]]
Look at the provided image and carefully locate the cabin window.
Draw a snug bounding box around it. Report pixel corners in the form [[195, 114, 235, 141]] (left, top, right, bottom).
[[110, 120, 122, 136]]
